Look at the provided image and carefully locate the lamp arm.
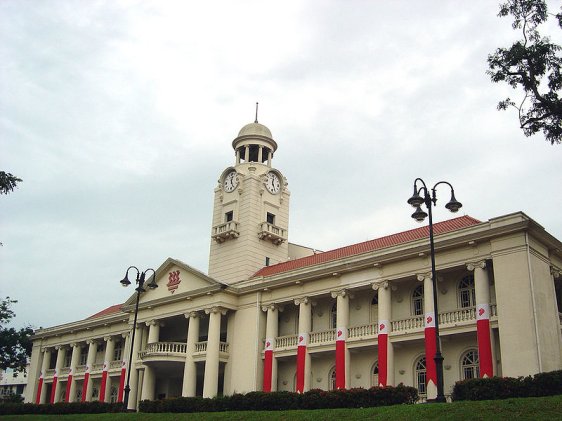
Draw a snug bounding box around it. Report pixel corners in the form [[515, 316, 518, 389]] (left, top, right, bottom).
[[431, 181, 455, 205]]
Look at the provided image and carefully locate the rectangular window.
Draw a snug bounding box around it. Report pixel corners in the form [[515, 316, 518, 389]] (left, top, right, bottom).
[[266, 212, 275, 224], [114, 342, 123, 361], [64, 353, 72, 368], [79, 349, 88, 366], [265, 257, 270, 266], [225, 211, 233, 222]]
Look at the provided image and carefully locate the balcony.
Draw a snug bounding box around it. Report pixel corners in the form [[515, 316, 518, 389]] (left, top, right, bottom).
[[212, 221, 240, 243], [139, 342, 187, 362], [269, 305, 498, 354], [258, 222, 287, 245], [193, 341, 230, 362]]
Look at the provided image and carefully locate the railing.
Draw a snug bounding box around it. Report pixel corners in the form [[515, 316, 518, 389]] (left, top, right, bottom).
[[212, 221, 240, 243], [110, 360, 123, 369], [439, 307, 475, 324], [392, 316, 424, 332], [45, 369, 55, 377], [258, 222, 287, 245], [276, 334, 298, 349], [139, 341, 187, 359], [91, 363, 104, 371], [310, 329, 335, 345], [60, 367, 70, 375], [348, 323, 377, 339], [193, 341, 229, 354]]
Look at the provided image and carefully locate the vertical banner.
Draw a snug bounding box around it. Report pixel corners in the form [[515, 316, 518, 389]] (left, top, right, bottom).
[[99, 361, 109, 402], [49, 369, 58, 404], [81, 365, 90, 402], [263, 338, 274, 392], [476, 303, 493, 377], [35, 371, 44, 404], [377, 320, 389, 387], [296, 333, 308, 393], [335, 327, 347, 389], [117, 360, 126, 402], [424, 312, 437, 395], [64, 368, 73, 402]]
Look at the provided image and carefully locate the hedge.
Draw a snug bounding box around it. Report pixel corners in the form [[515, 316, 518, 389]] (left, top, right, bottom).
[[139, 385, 418, 413], [0, 401, 124, 416], [452, 370, 562, 401]]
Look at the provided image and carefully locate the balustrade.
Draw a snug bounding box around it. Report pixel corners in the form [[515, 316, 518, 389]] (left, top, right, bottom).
[[75, 365, 86, 374], [348, 323, 378, 339], [275, 334, 298, 349], [309, 328, 335, 344]]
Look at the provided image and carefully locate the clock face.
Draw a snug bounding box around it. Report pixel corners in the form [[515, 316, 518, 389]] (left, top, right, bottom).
[[223, 171, 238, 192], [265, 172, 281, 194]]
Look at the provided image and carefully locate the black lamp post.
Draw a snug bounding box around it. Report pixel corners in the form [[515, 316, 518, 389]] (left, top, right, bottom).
[[119, 266, 158, 410], [407, 178, 462, 403]]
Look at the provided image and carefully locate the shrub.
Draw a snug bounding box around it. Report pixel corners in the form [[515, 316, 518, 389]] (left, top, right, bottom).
[[451, 370, 562, 401]]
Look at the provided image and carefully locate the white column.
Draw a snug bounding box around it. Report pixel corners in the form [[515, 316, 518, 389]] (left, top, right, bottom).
[[375, 280, 394, 386], [68, 343, 81, 402], [140, 321, 161, 402], [182, 312, 200, 397], [295, 297, 312, 392], [203, 307, 226, 398], [39, 348, 51, 404], [102, 337, 116, 402], [258, 145, 263, 163], [147, 320, 161, 344], [85, 340, 98, 402], [244, 146, 249, 162], [53, 346, 66, 402], [331, 289, 350, 388], [127, 325, 144, 410], [236, 148, 241, 164], [262, 304, 280, 391], [267, 150, 272, 167]]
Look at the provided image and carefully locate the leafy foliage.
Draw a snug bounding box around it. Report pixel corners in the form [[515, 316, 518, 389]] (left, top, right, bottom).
[[0, 171, 22, 195], [451, 369, 562, 401], [487, 0, 562, 144], [0, 298, 33, 373]]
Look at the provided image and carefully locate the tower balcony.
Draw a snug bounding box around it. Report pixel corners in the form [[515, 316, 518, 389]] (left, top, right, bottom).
[[258, 222, 287, 245], [212, 221, 240, 243]]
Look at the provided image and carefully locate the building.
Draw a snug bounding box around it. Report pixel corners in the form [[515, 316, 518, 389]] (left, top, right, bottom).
[[25, 120, 562, 408], [0, 368, 27, 401]]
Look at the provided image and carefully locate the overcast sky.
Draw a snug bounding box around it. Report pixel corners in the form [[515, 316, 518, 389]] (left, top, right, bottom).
[[1, 0, 561, 330]]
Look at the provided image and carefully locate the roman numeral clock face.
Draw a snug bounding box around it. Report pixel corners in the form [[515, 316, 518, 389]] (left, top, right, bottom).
[[265, 172, 281, 194], [223, 171, 238, 192]]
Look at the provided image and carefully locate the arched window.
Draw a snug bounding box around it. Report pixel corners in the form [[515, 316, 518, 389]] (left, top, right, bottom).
[[412, 285, 424, 316], [415, 356, 427, 396], [328, 366, 337, 391], [458, 275, 476, 308], [461, 350, 480, 380], [110, 386, 118, 403], [371, 361, 379, 387], [330, 303, 337, 329]]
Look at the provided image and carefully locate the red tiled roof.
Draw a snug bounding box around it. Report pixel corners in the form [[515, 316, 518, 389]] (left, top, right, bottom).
[[87, 304, 124, 319], [253, 215, 481, 278]]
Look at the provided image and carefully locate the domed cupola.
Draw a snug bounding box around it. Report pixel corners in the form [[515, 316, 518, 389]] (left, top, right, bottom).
[[232, 107, 278, 167]]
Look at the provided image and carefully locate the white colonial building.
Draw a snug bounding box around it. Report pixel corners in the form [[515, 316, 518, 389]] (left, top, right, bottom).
[[25, 120, 562, 408]]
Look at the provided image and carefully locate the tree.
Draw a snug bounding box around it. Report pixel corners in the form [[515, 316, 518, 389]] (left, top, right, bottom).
[[487, 0, 562, 145], [0, 298, 33, 374], [0, 171, 22, 195]]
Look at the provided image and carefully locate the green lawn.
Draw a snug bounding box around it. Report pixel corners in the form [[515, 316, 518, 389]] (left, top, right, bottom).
[[3, 395, 561, 421]]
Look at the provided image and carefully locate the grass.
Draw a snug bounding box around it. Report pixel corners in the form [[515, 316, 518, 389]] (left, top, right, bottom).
[[2, 395, 561, 421]]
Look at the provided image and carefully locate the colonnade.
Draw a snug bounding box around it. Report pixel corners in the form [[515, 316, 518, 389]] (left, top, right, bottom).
[[262, 261, 493, 397]]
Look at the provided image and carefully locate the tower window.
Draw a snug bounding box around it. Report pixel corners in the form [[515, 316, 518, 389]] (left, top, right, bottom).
[[248, 145, 259, 162], [266, 212, 275, 225], [225, 211, 233, 222], [265, 257, 270, 266]]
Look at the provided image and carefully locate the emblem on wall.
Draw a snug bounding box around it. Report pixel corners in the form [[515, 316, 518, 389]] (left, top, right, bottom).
[[167, 270, 181, 293]]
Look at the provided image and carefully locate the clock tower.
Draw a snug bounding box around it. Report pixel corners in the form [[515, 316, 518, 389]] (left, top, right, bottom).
[[208, 119, 290, 284]]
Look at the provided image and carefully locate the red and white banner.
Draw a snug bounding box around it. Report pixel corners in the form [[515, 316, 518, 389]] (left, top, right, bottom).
[[296, 333, 308, 393], [81, 365, 90, 402], [377, 320, 389, 387], [99, 361, 109, 403], [424, 312, 437, 394], [64, 368, 73, 402], [117, 360, 126, 402], [49, 369, 58, 404], [35, 371, 43, 404], [335, 327, 347, 389], [263, 338, 274, 392], [476, 303, 493, 377]]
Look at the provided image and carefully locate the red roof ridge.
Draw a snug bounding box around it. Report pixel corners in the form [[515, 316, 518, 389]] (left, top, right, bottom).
[[252, 215, 481, 278], [87, 303, 124, 319]]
